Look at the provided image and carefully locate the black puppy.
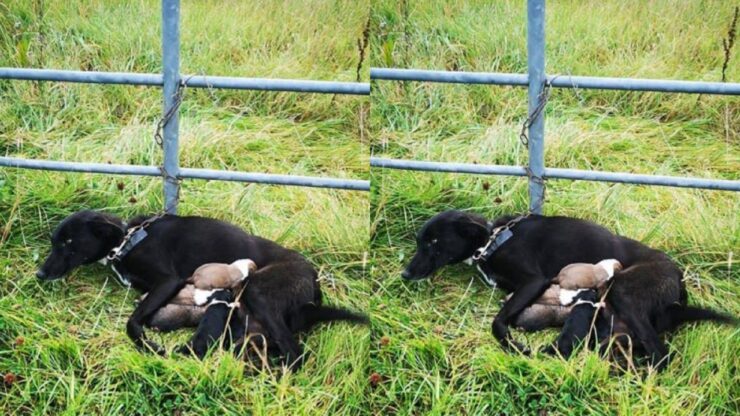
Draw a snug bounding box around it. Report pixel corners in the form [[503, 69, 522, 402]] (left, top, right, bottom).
[[543, 289, 600, 358], [403, 210, 736, 369], [37, 210, 368, 368], [176, 289, 240, 359]]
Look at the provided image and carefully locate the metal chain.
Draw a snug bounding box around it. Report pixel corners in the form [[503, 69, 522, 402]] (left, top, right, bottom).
[[518, 75, 560, 214], [519, 76, 558, 148], [154, 77, 189, 147], [106, 213, 165, 261], [476, 77, 561, 257], [160, 166, 182, 213], [154, 75, 195, 213], [525, 166, 547, 214]]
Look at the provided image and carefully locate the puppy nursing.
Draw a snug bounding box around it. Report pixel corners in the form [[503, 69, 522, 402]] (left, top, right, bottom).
[[189, 259, 257, 305], [553, 259, 622, 305], [511, 259, 622, 331], [145, 259, 257, 332]]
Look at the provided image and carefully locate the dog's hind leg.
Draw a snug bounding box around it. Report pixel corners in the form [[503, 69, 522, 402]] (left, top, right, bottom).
[[492, 278, 551, 354], [248, 297, 304, 370], [621, 313, 670, 371], [262, 315, 303, 370]]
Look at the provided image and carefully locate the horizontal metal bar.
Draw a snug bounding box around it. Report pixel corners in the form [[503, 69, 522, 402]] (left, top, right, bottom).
[[371, 68, 740, 95], [0, 68, 370, 95], [543, 167, 740, 191], [548, 75, 740, 95], [0, 68, 163, 86], [185, 75, 369, 95], [370, 68, 528, 86], [370, 157, 740, 191], [0, 157, 370, 191], [178, 167, 369, 190], [370, 157, 528, 176]]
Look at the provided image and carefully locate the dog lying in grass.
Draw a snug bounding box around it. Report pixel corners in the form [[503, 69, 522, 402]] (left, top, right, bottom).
[[403, 210, 737, 370], [37, 210, 368, 369]]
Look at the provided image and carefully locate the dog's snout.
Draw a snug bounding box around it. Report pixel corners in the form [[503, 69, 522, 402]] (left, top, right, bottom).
[[36, 269, 47, 279]]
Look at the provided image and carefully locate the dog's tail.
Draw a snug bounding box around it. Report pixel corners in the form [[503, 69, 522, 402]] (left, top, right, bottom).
[[289, 304, 369, 333], [656, 304, 738, 333]]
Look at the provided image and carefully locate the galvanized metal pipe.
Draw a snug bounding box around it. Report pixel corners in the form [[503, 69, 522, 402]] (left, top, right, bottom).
[[527, 0, 546, 213], [370, 157, 527, 177], [0, 157, 370, 191], [185, 75, 370, 94], [370, 68, 740, 95], [370, 68, 528, 86], [0, 68, 370, 95], [162, 0, 181, 214], [547, 75, 740, 94], [369, 157, 740, 192], [0, 68, 163, 86], [11, 65, 737, 96]]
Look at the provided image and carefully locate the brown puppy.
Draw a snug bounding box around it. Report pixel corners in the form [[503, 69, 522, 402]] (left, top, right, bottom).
[[189, 259, 258, 290], [143, 259, 258, 330], [140, 284, 198, 305], [552, 259, 622, 290], [509, 258, 622, 331], [553, 259, 622, 305], [148, 304, 205, 332], [508, 285, 571, 330], [512, 303, 573, 331], [146, 290, 269, 343]]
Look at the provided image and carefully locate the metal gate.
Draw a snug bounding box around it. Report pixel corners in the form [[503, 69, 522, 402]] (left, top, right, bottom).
[[369, 0, 740, 213], [0, 0, 371, 215]]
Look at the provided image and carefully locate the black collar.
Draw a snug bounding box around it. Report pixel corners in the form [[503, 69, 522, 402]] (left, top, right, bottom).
[[473, 227, 514, 264]]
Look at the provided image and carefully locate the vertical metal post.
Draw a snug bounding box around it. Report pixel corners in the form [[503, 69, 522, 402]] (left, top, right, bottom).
[[527, 0, 546, 213], [162, 0, 180, 214]]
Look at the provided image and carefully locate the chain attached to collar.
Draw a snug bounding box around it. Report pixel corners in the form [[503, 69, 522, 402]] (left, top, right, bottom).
[[106, 214, 165, 262], [471, 213, 530, 264]]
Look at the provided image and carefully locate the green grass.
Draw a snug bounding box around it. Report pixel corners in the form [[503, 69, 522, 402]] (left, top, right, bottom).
[[1, 0, 370, 414], [2, 0, 739, 415], [369, 1, 739, 415]]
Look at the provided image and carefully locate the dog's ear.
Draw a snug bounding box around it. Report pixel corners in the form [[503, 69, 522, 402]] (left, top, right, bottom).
[[89, 219, 124, 242], [456, 219, 489, 240]]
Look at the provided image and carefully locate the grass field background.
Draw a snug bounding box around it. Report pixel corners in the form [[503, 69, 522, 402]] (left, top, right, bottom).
[[1, 0, 370, 414], [370, 1, 739, 415]]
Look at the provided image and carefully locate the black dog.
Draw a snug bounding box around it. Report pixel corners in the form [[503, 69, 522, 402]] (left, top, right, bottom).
[[37, 210, 368, 368], [403, 210, 736, 369]]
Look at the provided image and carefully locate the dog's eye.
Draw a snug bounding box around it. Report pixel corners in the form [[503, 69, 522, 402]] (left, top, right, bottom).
[[66, 239, 73, 244], [431, 239, 438, 245]]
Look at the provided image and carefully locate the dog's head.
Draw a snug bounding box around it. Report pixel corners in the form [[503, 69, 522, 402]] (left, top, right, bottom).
[[401, 210, 489, 280], [36, 210, 124, 280]]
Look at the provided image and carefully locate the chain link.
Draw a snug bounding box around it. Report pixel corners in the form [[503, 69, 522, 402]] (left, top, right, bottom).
[[154, 75, 195, 212], [519, 76, 558, 148], [475, 76, 561, 260], [518, 75, 560, 214], [154, 76, 190, 147], [106, 213, 165, 262]]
